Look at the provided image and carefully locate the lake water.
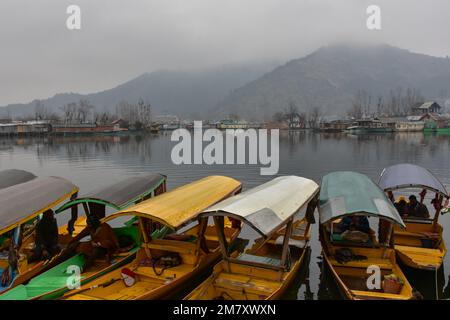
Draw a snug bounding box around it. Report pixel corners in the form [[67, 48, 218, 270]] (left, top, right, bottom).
[[1, 131, 450, 299]]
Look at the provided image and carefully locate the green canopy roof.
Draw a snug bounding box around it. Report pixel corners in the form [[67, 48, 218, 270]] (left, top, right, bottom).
[[319, 171, 405, 228]]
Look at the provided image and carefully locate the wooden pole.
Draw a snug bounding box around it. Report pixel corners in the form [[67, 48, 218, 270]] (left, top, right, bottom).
[[279, 219, 294, 277], [213, 216, 230, 272], [138, 217, 152, 259]]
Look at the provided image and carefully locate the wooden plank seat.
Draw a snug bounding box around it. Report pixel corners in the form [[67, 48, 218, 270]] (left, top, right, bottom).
[[328, 257, 393, 269], [144, 239, 197, 255], [213, 273, 274, 294]]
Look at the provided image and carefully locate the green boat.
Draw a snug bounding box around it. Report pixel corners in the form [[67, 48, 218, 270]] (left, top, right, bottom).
[[423, 119, 450, 134], [0, 173, 167, 300], [0, 225, 141, 300]]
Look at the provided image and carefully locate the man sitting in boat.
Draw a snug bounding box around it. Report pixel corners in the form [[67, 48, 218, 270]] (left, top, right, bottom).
[[76, 215, 119, 269], [29, 209, 60, 262], [406, 195, 430, 219], [337, 216, 370, 234], [394, 196, 408, 217]]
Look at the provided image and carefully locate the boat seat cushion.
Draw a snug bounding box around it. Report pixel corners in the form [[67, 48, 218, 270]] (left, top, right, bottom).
[[238, 253, 281, 267], [273, 236, 306, 248]]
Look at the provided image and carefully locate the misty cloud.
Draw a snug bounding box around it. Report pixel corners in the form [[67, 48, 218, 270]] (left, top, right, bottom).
[[1, 0, 449, 105]]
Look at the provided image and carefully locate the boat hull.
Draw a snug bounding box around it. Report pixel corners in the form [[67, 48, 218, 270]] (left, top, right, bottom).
[[320, 225, 413, 300]]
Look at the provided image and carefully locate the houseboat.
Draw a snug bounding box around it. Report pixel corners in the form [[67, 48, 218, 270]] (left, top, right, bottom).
[[216, 120, 249, 130], [345, 119, 393, 133]]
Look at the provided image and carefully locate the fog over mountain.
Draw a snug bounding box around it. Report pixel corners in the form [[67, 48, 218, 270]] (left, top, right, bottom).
[[0, 62, 277, 119], [215, 44, 450, 120], [2, 44, 450, 121]]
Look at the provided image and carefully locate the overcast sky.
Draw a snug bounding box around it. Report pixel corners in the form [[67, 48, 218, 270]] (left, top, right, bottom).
[[0, 0, 449, 106]]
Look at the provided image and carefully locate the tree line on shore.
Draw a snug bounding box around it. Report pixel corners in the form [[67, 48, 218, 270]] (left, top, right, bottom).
[[24, 98, 153, 129], [271, 87, 426, 128]]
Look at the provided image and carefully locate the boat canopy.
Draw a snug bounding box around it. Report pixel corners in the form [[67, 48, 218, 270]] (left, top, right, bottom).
[[200, 176, 319, 237], [0, 169, 36, 189], [319, 171, 405, 228], [55, 173, 166, 213], [0, 177, 79, 234], [108, 176, 242, 229], [379, 163, 449, 197]]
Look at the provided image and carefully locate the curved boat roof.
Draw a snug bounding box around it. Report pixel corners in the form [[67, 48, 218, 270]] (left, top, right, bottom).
[[319, 171, 405, 228], [200, 176, 320, 237], [108, 176, 242, 229], [0, 169, 36, 189], [55, 173, 166, 213], [379, 163, 448, 197], [0, 177, 79, 234]]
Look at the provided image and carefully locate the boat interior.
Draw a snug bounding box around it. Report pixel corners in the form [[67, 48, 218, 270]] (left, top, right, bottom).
[[186, 218, 311, 300], [0, 221, 141, 300], [322, 219, 413, 299], [63, 217, 241, 300], [393, 219, 445, 269]]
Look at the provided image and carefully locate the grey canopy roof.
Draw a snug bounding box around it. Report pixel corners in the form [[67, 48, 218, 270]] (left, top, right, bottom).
[[0, 176, 79, 234], [55, 173, 166, 213], [0, 169, 36, 189], [200, 176, 319, 237], [379, 163, 448, 197]]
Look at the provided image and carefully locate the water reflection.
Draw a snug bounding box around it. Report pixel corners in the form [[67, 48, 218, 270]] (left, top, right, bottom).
[[1, 131, 450, 299]]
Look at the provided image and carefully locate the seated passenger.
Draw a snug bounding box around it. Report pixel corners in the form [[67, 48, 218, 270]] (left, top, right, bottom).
[[76, 215, 119, 269], [407, 195, 430, 219], [337, 216, 370, 234], [29, 209, 60, 262], [395, 196, 408, 217]]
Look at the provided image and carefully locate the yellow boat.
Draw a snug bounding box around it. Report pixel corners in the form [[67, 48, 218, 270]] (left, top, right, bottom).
[[185, 176, 319, 300], [0, 176, 79, 293], [319, 171, 414, 300], [62, 175, 242, 300], [379, 163, 449, 270]]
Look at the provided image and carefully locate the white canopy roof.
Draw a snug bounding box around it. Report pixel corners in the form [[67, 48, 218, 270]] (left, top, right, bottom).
[[201, 176, 319, 236], [379, 163, 448, 197]]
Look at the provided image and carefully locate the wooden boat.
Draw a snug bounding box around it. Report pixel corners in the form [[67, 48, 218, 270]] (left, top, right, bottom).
[[55, 173, 167, 238], [185, 176, 319, 300], [0, 173, 167, 300], [0, 176, 79, 294], [0, 169, 36, 190], [319, 171, 414, 300], [379, 163, 449, 270], [345, 119, 393, 133], [61, 175, 242, 300]]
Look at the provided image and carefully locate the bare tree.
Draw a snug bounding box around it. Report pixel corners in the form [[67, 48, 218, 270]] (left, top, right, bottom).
[[77, 99, 94, 123], [307, 106, 322, 129], [34, 100, 48, 120], [116, 99, 152, 128], [60, 102, 77, 124]]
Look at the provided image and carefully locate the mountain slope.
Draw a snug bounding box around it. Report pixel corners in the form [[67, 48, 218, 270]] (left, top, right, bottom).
[[0, 63, 276, 119], [215, 44, 450, 120]]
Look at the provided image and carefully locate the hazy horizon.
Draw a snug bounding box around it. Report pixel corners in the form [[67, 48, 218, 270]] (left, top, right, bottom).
[[1, 0, 450, 106]]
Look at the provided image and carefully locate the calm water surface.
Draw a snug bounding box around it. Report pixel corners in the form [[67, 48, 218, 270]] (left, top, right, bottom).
[[1, 131, 450, 299]]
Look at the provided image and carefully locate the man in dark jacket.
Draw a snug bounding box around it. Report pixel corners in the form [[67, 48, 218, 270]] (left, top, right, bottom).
[[29, 209, 60, 262], [407, 195, 430, 219]]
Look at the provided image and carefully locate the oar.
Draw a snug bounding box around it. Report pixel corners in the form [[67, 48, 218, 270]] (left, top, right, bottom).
[[62, 277, 122, 299]]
